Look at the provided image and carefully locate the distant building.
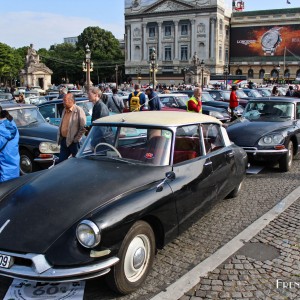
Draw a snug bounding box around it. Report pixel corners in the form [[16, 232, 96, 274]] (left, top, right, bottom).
[[64, 37, 78, 45], [230, 7, 300, 84], [20, 44, 53, 90]]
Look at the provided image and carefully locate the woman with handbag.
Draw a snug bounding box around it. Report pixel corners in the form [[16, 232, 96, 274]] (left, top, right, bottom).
[[0, 109, 20, 182]]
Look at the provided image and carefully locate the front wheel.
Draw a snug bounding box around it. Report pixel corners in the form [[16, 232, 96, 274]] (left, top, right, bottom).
[[106, 221, 155, 294], [279, 141, 293, 172], [20, 149, 39, 174]]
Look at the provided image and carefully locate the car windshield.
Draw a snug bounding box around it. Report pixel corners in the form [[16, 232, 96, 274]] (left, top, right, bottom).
[[244, 90, 262, 98], [236, 90, 249, 98], [243, 101, 295, 122], [202, 92, 215, 102], [78, 125, 172, 166], [258, 89, 272, 97], [77, 101, 93, 117], [9, 107, 46, 126]]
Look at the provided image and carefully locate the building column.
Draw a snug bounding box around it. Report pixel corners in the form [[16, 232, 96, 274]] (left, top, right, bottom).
[[157, 21, 162, 60], [126, 25, 131, 62], [191, 20, 196, 58], [143, 23, 147, 60], [209, 17, 216, 59], [174, 21, 179, 60]]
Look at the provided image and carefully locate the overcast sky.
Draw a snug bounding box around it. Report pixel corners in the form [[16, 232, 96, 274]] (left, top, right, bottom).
[[0, 0, 298, 50]]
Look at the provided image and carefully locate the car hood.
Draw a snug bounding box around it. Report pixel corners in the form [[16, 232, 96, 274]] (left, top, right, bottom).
[[0, 158, 170, 253], [227, 119, 292, 146], [18, 122, 58, 142]]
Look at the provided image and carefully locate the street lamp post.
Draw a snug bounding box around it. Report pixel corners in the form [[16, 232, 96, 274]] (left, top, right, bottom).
[[136, 66, 142, 84], [200, 60, 205, 89], [82, 44, 93, 91], [183, 67, 188, 85], [150, 47, 157, 88], [276, 64, 281, 84], [224, 64, 229, 90]]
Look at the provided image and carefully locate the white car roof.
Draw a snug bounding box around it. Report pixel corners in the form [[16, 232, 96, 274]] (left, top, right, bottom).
[[94, 111, 221, 127]]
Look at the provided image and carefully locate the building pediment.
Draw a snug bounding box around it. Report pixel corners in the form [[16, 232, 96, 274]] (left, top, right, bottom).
[[27, 64, 53, 75], [143, 0, 195, 14]]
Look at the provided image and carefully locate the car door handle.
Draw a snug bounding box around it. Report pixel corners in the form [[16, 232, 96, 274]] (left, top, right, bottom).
[[204, 161, 212, 166]]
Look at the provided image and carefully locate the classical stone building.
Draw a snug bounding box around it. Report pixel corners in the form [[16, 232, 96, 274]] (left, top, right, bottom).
[[124, 0, 231, 85], [230, 7, 300, 84], [20, 44, 53, 90]]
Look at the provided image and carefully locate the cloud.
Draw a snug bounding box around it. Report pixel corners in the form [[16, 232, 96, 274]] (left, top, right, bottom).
[[0, 11, 124, 50]]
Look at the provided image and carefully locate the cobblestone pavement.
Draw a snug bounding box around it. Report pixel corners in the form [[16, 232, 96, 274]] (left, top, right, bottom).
[[0, 160, 299, 299], [180, 198, 300, 300]]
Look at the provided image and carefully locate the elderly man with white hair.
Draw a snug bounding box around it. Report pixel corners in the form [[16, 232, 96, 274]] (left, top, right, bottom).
[[187, 87, 202, 113]]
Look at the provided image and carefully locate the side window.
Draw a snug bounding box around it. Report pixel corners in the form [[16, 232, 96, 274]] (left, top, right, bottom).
[[161, 97, 171, 106], [202, 123, 225, 153], [39, 105, 55, 119], [173, 125, 202, 164]]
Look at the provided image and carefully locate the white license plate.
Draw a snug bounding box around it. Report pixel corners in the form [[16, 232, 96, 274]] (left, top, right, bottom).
[[0, 253, 14, 268]]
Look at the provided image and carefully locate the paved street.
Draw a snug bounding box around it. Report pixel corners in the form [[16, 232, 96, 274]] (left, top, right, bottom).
[[0, 158, 299, 300]]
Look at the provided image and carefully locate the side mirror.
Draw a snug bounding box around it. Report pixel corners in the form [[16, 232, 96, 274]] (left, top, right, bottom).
[[45, 117, 50, 123]]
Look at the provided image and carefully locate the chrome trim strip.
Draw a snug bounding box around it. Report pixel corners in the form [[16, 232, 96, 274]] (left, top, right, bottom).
[[0, 251, 119, 282], [33, 158, 54, 163]]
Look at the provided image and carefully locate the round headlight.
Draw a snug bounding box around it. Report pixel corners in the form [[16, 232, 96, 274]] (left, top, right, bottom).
[[262, 136, 273, 144], [76, 220, 101, 248], [39, 142, 49, 153]]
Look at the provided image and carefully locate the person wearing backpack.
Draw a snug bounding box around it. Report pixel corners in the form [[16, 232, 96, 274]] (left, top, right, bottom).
[[127, 84, 146, 111]]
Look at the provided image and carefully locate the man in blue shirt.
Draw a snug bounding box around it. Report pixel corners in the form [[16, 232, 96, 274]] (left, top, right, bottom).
[[145, 87, 161, 110]]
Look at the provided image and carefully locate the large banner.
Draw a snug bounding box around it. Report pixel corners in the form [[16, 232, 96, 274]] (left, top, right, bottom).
[[230, 25, 300, 57]]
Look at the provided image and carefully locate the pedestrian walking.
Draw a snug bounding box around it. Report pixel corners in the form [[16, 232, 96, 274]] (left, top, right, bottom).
[[107, 88, 124, 113], [271, 86, 279, 96], [127, 84, 146, 111], [88, 87, 109, 122], [187, 87, 202, 113], [57, 93, 86, 163], [0, 108, 20, 182], [229, 85, 239, 121], [145, 87, 161, 110]]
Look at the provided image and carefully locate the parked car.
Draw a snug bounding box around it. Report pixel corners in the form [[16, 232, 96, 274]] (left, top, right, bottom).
[[0, 92, 14, 101], [227, 97, 300, 172], [31, 85, 45, 95], [207, 89, 249, 107], [0, 103, 59, 174], [158, 93, 231, 122], [0, 111, 247, 294], [38, 98, 93, 127]]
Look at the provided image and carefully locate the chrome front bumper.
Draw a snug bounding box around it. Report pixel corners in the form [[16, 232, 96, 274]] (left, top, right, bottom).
[[0, 251, 119, 282], [243, 147, 288, 155]]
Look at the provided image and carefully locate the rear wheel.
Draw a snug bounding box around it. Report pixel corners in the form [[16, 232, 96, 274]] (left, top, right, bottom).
[[279, 141, 293, 172], [106, 221, 155, 294], [227, 179, 243, 198]]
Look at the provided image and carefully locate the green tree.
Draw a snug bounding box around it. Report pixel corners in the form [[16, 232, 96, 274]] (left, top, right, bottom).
[[0, 43, 24, 86]]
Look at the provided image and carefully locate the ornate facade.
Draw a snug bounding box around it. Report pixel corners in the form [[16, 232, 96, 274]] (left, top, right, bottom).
[[125, 0, 231, 85], [20, 44, 53, 89]]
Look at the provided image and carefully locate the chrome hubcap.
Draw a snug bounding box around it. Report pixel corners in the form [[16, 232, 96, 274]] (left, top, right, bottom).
[[20, 156, 32, 174]]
